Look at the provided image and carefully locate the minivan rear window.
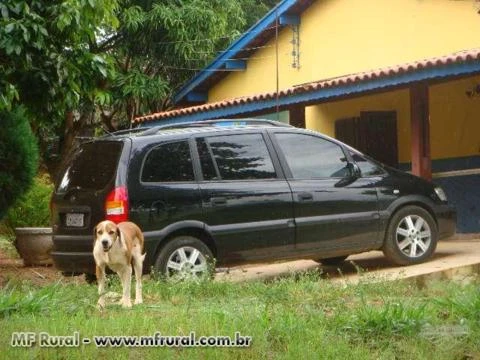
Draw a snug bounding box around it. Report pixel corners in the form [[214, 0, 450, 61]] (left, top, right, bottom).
[[141, 140, 194, 182], [56, 141, 123, 193]]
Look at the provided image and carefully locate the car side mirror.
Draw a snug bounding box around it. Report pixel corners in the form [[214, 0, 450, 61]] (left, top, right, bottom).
[[335, 163, 360, 188], [347, 162, 361, 179]]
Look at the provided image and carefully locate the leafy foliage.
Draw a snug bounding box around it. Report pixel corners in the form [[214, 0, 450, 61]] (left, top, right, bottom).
[[2, 174, 53, 234], [0, 107, 39, 221], [240, 0, 279, 29], [100, 0, 247, 125], [0, 0, 119, 116], [0, 0, 119, 179], [0, 0, 279, 179]]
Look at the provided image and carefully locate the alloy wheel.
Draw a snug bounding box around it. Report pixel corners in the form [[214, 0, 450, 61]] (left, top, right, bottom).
[[166, 246, 209, 280], [395, 214, 432, 258]]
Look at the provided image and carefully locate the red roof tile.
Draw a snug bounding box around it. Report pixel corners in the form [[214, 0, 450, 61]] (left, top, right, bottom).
[[134, 48, 480, 124]]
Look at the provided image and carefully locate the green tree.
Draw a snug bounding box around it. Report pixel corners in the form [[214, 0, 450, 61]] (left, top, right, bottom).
[[0, 0, 277, 178], [0, 107, 39, 220], [97, 0, 247, 129], [0, 0, 119, 174], [100, 0, 279, 127], [240, 0, 278, 29], [0, 0, 118, 111]]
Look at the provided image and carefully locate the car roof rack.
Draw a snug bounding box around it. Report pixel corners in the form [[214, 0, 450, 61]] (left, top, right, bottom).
[[139, 118, 292, 136], [99, 127, 151, 138], [76, 127, 152, 141]]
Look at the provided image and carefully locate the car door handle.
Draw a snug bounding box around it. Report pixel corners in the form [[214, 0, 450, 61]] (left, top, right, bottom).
[[210, 197, 227, 206], [297, 192, 313, 202]]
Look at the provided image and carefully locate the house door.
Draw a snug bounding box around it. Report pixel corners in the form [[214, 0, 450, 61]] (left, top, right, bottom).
[[335, 111, 398, 168]]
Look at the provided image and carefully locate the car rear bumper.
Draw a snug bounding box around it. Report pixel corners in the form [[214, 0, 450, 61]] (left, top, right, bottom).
[[434, 204, 457, 240], [52, 233, 158, 275], [51, 251, 95, 275], [51, 234, 95, 275]]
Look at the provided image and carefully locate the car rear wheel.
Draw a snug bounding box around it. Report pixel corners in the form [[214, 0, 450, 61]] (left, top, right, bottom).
[[154, 236, 214, 281], [314, 255, 348, 266], [383, 205, 437, 265]]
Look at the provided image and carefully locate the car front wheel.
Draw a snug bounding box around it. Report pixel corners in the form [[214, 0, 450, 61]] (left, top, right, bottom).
[[154, 236, 214, 280], [383, 205, 438, 265]]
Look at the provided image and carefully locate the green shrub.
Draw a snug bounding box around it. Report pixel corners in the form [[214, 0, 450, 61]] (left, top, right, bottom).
[[1, 174, 53, 237], [0, 107, 39, 220]]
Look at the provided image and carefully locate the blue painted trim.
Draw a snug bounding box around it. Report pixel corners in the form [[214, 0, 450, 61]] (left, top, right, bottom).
[[431, 155, 480, 172], [399, 155, 480, 173], [225, 60, 246, 70], [174, 0, 298, 104], [279, 14, 300, 26], [434, 174, 480, 233], [144, 60, 480, 126], [186, 91, 208, 102]]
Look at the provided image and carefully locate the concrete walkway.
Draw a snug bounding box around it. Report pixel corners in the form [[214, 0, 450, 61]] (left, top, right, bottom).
[[216, 238, 480, 284]]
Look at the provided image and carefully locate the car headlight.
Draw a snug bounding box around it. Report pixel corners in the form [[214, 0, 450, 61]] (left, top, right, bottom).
[[434, 187, 447, 202]]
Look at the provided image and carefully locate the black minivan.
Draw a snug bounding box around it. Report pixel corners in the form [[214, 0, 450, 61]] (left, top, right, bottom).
[[50, 120, 456, 280]]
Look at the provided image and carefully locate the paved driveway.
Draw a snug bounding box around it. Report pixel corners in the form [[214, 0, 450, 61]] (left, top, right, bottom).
[[216, 238, 480, 284]]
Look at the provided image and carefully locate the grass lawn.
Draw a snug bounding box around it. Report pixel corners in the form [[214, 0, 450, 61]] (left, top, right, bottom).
[[0, 268, 479, 360]]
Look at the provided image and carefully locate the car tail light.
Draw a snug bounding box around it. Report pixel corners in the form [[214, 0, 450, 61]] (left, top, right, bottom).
[[105, 186, 129, 223]]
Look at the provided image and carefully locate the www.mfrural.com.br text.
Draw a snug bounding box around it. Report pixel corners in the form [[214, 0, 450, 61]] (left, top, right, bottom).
[[11, 331, 252, 348]]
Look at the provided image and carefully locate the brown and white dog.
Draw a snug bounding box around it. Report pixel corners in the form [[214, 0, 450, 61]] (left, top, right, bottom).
[[93, 220, 146, 308]]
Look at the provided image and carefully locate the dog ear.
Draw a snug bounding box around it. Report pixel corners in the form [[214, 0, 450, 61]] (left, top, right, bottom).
[[93, 226, 97, 242], [116, 227, 123, 245]]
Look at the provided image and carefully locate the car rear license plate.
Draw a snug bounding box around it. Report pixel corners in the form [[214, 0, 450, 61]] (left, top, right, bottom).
[[66, 213, 84, 227]]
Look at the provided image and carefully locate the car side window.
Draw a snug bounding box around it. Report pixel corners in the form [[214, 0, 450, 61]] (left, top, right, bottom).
[[275, 133, 349, 179], [350, 151, 385, 176], [200, 134, 277, 180], [196, 138, 219, 180], [141, 140, 194, 182]]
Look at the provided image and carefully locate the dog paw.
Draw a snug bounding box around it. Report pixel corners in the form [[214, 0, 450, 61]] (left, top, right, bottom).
[[97, 299, 106, 309], [134, 298, 143, 305]]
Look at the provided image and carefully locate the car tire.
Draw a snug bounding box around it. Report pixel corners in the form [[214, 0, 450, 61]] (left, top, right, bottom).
[[314, 255, 348, 266], [383, 205, 438, 265], [154, 236, 214, 280]]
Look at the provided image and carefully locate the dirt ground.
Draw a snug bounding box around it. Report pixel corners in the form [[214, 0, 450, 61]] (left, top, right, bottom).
[[2, 235, 478, 287], [0, 248, 86, 287]]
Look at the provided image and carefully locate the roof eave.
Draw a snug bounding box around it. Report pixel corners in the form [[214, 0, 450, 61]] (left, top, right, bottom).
[[173, 0, 299, 104], [136, 56, 480, 127]]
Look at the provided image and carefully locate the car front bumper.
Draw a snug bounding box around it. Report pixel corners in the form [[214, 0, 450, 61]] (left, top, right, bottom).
[[434, 204, 457, 240]]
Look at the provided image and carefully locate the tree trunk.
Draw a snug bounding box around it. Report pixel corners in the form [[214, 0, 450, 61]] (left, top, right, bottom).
[[43, 111, 79, 179]]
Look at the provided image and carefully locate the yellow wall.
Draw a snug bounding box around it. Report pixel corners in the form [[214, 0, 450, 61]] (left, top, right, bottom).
[[209, 0, 480, 102], [430, 77, 480, 160], [306, 76, 480, 163], [306, 89, 412, 163]]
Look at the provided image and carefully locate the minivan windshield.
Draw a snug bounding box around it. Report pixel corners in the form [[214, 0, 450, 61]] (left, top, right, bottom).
[[56, 141, 123, 193]]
